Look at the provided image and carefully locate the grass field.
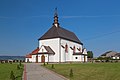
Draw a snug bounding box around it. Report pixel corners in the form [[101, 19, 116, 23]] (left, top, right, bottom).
[[45, 63, 120, 80], [0, 63, 24, 80]]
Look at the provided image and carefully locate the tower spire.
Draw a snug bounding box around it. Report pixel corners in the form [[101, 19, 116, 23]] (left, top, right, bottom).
[[53, 8, 59, 27], [54, 7, 58, 17]]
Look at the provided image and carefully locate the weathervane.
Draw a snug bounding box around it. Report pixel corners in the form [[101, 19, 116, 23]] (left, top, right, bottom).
[[53, 7, 59, 27], [54, 7, 58, 17]]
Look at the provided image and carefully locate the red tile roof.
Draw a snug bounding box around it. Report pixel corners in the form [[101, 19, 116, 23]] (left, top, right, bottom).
[[25, 47, 39, 58], [26, 54, 32, 58], [31, 47, 40, 55]]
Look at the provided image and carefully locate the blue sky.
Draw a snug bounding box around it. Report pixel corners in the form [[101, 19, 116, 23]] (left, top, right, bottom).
[[0, 0, 120, 57]]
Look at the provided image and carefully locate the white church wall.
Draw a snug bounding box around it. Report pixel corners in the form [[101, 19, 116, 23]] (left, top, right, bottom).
[[25, 58, 28, 62], [81, 55, 85, 62], [61, 39, 83, 62], [39, 38, 87, 62], [69, 46, 73, 62], [61, 46, 66, 62], [31, 55, 37, 62], [72, 55, 81, 61], [38, 55, 42, 62], [38, 46, 47, 53], [85, 56, 87, 62], [25, 58, 32, 62], [39, 38, 60, 62], [49, 54, 54, 62], [44, 54, 48, 62]]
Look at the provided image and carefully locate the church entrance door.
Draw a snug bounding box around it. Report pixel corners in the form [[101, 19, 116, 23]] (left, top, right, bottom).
[[41, 55, 45, 63]]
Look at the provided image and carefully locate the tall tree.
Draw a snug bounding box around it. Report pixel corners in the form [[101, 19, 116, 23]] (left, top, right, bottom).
[[87, 51, 93, 58]]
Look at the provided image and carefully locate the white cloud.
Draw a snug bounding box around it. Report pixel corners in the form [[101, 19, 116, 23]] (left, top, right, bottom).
[[61, 15, 120, 19]]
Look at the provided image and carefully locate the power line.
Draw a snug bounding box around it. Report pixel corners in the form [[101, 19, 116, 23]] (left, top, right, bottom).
[[83, 30, 120, 41]]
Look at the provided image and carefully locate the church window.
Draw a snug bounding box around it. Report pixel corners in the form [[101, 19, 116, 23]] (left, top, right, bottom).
[[70, 47, 73, 50], [77, 47, 81, 51], [61, 45, 65, 48], [42, 49, 44, 52], [75, 57, 78, 59], [73, 46, 75, 53], [65, 44, 68, 53]]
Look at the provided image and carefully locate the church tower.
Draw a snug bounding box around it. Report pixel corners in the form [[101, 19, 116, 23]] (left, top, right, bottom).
[[53, 8, 59, 27]]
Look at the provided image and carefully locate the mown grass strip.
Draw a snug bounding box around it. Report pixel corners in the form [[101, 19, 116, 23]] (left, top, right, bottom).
[[45, 63, 120, 80], [0, 63, 24, 80]]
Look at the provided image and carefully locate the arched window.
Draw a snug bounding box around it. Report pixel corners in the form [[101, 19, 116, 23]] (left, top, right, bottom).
[[65, 44, 68, 53]]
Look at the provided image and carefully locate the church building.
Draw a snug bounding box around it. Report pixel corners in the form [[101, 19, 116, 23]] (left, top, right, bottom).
[[25, 9, 87, 63]]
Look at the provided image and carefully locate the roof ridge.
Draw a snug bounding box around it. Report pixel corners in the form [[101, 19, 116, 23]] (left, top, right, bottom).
[[60, 26, 75, 34]]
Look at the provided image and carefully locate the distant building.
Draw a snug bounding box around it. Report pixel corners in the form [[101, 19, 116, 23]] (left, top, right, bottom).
[[113, 53, 120, 59], [100, 51, 120, 59], [25, 9, 87, 63], [101, 51, 117, 58]]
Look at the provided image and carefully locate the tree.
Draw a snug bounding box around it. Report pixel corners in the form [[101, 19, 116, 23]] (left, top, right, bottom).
[[87, 51, 93, 58]]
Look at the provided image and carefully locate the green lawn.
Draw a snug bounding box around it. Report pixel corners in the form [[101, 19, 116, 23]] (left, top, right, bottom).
[[0, 63, 24, 80], [45, 63, 120, 80]]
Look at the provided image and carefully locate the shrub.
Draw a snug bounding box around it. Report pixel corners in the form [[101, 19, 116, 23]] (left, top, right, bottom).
[[17, 65, 20, 70], [51, 64, 55, 69], [10, 61, 12, 64], [19, 61, 21, 66], [69, 69, 73, 77], [10, 71, 15, 80], [43, 62, 46, 66]]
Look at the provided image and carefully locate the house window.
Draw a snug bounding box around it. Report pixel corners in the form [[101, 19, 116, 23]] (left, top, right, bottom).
[[75, 57, 78, 59]]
